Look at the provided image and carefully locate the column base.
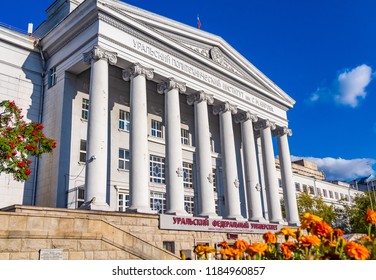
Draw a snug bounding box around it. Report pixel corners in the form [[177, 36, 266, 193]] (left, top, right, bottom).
[[269, 219, 287, 225], [249, 217, 267, 223], [79, 200, 111, 211], [224, 215, 246, 221], [198, 213, 222, 219], [287, 221, 301, 227], [127, 207, 157, 215], [165, 210, 192, 217]]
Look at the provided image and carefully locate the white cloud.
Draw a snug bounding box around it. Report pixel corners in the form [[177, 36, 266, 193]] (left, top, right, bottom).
[[291, 156, 376, 181], [308, 64, 373, 107], [335, 64, 373, 107]]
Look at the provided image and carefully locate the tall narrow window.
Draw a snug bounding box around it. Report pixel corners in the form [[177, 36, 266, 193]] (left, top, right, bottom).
[[295, 182, 301, 192], [48, 67, 57, 88], [150, 155, 165, 184], [79, 140, 86, 163], [118, 193, 129, 212], [151, 119, 163, 138], [77, 188, 85, 208], [181, 128, 190, 145], [150, 191, 166, 213], [119, 110, 130, 131], [81, 98, 89, 120], [118, 148, 129, 170], [184, 196, 195, 214], [183, 162, 193, 189], [212, 168, 217, 192]]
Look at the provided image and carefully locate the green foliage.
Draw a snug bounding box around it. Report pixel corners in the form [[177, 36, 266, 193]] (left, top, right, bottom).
[[0, 100, 56, 181]]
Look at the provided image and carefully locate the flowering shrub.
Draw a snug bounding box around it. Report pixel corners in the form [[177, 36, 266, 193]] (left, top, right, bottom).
[[193, 209, 376, 260], [0, 100, 56, 181]]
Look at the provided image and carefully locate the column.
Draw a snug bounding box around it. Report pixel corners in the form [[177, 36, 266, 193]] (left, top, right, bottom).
[[255, 132, 269, 221], [254, 119, 284, 224], [235, 111, 265, 222], [83, 45, 117, 210], [276, 126, 300, 226], [213, 102, 244, 220], [157, 78, 188, 215], [187, 91, 218, 218], [122, 63, 155, 213]]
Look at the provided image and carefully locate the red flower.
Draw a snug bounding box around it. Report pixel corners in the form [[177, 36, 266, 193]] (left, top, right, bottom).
[[9, 141, 15, 149], [25, 169, 32, 176], [18, 161, 26, 168], [31, 130, 38, 136], [9, 101, 15, 107], [27, 160, 32, 164]]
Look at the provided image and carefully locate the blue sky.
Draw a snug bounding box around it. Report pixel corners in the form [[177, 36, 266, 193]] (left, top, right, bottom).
[[1, 0, 375, 181]]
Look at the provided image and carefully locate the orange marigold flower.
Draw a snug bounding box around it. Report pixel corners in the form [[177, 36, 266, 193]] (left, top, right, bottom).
[[298, 235, 321, 247], [345, 241, 370, 260], [276, 227, 296, 239], [234, 239, 249, 251], [300, 213, 323, 229], [263, 232, 276, 244], [365, 208, 376, 225], [246, 242, 268, 256], [280, 241, 297, 260], [333, 228, 344, 239], [219, 241, 229, 249], [312, 221, 333, 238]]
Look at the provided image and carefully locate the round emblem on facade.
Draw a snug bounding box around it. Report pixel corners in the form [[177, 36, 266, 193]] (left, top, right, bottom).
[[210, 47, 224, 64]]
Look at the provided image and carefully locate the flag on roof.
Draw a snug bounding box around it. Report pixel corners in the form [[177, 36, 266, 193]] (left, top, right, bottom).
[[197, 15, 201, 29]]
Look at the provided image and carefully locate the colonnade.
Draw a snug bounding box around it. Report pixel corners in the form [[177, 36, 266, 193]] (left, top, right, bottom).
[[82, 46, 300, 225]]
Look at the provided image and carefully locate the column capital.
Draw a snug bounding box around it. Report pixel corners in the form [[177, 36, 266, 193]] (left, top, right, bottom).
[[83, 46, 117, 65], [274, 126, 292, 137], [187, 91, 214, 106], [157, 77, 186, 94], [234, 111, 258, 123], [122, 63, 154, 81], [212, 101, 237, 115], [254, 119, 276, 131]]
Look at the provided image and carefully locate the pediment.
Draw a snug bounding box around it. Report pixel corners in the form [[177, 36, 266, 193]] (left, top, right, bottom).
[[99, 0, 295, 107]]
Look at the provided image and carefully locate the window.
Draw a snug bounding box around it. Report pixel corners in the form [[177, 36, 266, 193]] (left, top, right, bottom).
[[184, 196, 195, 214], [181, 128, 190, 145], [295, 183, 300, 192], [118, 148, 130, 170], [309, 186, 315, 195], [81, 98, 89, 120], [118, 193, 129, 212], [335, 192, 339, 200], [323, 189, 328, 197], [150, 191, 166, 214], [151, 119, 163, 138], [183, 162, 193, 189], [48, 67, 57, 88], [278, 178, 283, 189], [212, 168, 217, 192], [329, 191, 334, 199], [340, 193, 345, 200], [163, 241, 175, 254], [150, 155, 165, 184], [119, 110, 130, 131], [215, 199, 219, 215], [79, 140, 86, 163], [317, 188, 322, 196], [77, 188, 85, 208], [302, 184, 308, 193]]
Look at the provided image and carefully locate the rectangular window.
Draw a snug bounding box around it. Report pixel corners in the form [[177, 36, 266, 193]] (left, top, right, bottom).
[[323, 189, 328, 197], [335, 192, 339, 200], [48, 67, 57, 88], [295, 182, 300, 192], [181, 128, 190, 145], [317, 188, 322, 196], [183, 162, 193, 189], [81, 98, 89, 120], [302, 184, 308, 193], [119, 110, 130, 131], [151, 119, 163, 138], [79, 140, 86, 163], [329, 191, 334, 199], [118, 148, 130, 170], [278, 178, 283, 189], [77, 188, 85, 208], [150, 155, 165, 184], [118, 193, 129, 212], [212, 168, 217, 192], [150, 191, 166, 214], [309, 186, 315, 195], [163, 241, 175, 254], [340, 193, 345, 200], [184, 196, 195, 214]]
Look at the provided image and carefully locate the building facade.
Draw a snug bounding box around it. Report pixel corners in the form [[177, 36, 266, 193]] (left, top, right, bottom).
[[1, 0, 361, 231]]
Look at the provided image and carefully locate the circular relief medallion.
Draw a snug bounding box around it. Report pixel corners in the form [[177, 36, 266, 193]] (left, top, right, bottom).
[[210, 47, 224, 64]]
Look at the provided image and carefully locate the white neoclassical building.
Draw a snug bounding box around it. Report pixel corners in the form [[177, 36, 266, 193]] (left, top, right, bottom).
[[0, 0, 304, 228]]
